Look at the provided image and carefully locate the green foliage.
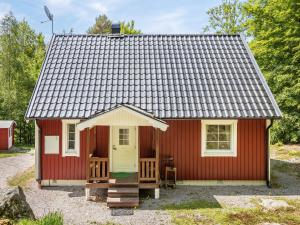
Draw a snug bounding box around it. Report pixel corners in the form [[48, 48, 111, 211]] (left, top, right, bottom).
[[17, 212, 63, 225], [244, 0, 300, 143], [164, 199, 300, 225], [203, 0, 246, 34], [120, 21, 141, 34], [0, 12, 46, 145], [87, 14, 141, 34], [87, 14, 112, 34], [205, 0, 300, 143]]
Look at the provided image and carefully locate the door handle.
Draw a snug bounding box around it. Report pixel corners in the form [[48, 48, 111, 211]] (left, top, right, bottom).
[[113, 145, 117, 150]]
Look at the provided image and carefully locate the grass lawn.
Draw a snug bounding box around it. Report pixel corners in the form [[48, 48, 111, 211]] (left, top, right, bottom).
[[270, 144, 300, 161], [0, 146, 33, 158], [163, 199, 300, 225], [7, 166, 35, 188]]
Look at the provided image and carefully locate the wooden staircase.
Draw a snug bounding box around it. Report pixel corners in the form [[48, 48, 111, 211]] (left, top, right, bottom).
[[107, 177, 139, 208]]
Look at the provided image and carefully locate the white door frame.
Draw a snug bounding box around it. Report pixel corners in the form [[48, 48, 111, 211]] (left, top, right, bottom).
[[109, 126, 139, 172]]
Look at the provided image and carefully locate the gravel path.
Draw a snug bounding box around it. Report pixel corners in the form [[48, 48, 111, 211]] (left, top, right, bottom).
[[0, 152, 34, 188], [2, 148, 299, 225], [24, 163, 300, 225], [25, 184, 171, 225]]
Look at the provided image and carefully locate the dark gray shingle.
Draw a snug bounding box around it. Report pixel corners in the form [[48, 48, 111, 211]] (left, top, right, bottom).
[[26, 34, 281, 119]]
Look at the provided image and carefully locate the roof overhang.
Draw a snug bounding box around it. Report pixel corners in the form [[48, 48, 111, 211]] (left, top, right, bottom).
[[77, 105, 168, 132], [0, 120, 16, 129]]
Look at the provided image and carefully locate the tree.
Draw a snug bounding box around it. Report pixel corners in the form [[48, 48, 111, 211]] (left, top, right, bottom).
[[0, 13, 46, 145], [243, 0, 300, 143], [203, 0, 245, 34], [87, 14, 141, 34], [87, 14, 111, 34], [120, 21, 141, 34]]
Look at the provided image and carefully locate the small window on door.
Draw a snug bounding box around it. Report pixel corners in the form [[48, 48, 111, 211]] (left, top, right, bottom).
[[119, 128, 129, 145]]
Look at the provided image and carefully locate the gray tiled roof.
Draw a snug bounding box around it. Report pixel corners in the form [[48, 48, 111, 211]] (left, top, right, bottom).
[[26, 34, 281, 119]]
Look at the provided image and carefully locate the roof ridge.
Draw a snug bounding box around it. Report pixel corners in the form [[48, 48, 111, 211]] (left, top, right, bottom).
[[52, 33, 241, 37]]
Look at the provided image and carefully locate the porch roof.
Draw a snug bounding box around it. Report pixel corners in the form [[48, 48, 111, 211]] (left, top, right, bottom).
[[77, 104, 168, 131]]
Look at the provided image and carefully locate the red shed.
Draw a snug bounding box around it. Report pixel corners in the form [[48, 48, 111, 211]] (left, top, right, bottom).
[[0, 120, 16, 150]]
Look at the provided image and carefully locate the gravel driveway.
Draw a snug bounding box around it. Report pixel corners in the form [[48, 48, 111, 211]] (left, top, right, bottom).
[[24, 160, 300, 225], [1, 149, 299, 225], [0, 152, 34, 188]]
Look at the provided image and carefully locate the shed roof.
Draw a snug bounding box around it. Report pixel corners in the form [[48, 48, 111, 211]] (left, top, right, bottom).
[[0, 120, 16, 128], [26, 34, 281, 119]]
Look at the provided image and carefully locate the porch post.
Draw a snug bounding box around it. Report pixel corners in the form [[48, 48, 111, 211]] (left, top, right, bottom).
[[86, 128, 90, 181], [155, 128, 160, 184]]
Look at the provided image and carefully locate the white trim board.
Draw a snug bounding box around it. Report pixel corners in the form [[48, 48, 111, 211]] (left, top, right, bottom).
[[201, 119, 238, 157], [77, 106, 168, 131], [41, 180, 86, 186], [62, 120, 80, 157], [177, 180, 266, 186]]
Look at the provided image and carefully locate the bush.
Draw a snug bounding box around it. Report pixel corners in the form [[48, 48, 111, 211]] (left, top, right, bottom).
[[17, 212, 63, 225], [271, 114, 300, 144]]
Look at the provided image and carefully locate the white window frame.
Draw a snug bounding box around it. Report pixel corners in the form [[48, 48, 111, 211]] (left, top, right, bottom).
[[62, 120, 80, 157], [201, 120, 238, 157]]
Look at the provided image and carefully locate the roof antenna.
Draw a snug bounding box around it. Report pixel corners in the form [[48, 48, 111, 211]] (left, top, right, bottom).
[[41, 5, 54, 34]]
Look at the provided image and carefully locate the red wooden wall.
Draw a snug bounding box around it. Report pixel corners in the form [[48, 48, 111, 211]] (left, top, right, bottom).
[[95, 126, 109, 157], [140, 119, 267, 180], [39, 120, 90, 180], [40, 119, 266, 181], [0, 128, 8, 150]]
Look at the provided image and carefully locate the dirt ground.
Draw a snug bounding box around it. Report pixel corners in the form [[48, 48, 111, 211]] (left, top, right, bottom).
[[0, 145, 299, 225]]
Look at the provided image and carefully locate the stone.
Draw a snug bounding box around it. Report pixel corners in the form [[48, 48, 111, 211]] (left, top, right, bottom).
[[0, 186, 35, 220], [260, 199, 290, 210], [111, 208, 134, 216], [0, 219, 12, 225]]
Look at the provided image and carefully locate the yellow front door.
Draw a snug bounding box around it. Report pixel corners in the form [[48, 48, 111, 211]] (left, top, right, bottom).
[[112, 126, 137, 172]]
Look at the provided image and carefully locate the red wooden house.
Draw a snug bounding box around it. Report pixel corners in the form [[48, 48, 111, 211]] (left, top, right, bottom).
[[0, 120, 16, 150], [26, 26, 281, 207]]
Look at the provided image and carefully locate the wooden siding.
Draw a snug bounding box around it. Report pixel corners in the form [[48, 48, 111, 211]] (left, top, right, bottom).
[[40, 119, 266, 181], [39, 120, 89, 180], [0, 128, 8, 150], [140, 119, 267, 180], [95, 126, 109, 157]]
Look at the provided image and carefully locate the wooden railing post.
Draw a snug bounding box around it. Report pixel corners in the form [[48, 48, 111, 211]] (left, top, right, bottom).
[[86, 128, 90, 181], [155, 128, 160, 184]]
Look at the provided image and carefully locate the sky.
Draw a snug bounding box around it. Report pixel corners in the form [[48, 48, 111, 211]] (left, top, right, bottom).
[[0, 0, 222, 42]]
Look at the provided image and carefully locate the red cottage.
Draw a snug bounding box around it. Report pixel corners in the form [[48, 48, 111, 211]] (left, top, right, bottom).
[[0, 120, 16, 150], [26, 26, 281, 208]]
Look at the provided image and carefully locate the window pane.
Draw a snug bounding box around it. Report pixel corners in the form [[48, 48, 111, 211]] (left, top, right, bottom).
[[205, 124, 233, 152], [119, 129, 129, 145], [68, 140, 75, 149], [219, 142, 230, 150], [69, 132, 75, 141], [207, 133, 218, 141], [207, 125, 218, 133], [207, 142, 218, 150], [219, 125, 230, 133], [68, 124, 75, 132], [219, 133, 230, 141]]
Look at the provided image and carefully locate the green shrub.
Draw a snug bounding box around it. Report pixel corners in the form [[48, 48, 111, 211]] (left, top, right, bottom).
[[271, 114, 300, 144], [17, 212, 63, 225]]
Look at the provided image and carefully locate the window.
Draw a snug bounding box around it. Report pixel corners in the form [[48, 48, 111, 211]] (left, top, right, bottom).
[[119, 128, 129, 145], [62, 120, 80, 157], [67, 124, 76, 152], [201, 120, 237, 157]]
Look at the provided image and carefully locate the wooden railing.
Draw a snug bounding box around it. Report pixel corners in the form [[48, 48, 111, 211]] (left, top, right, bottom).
[[139, 158, 157, 182], [89, 157, 109, 181]]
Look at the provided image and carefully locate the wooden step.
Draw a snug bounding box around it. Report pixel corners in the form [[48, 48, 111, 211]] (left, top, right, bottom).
[[108, 179, 138, 187], [107, 197, 139, 208], [108, 188, 139, 197]]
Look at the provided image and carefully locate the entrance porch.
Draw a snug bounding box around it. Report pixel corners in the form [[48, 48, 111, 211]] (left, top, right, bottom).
[[77, 105, 168, 207]]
